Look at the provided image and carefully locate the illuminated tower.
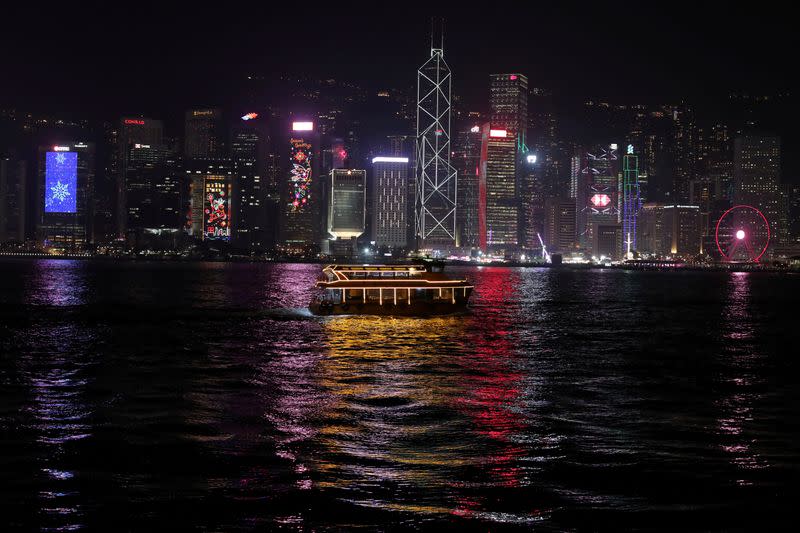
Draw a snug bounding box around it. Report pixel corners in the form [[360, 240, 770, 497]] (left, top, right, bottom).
[[481, 124, 518, 249], [283, 120, 319, 252], [37, 142, 95, 251], [415, 36, 458, 250], [621, 144, 641, 258]]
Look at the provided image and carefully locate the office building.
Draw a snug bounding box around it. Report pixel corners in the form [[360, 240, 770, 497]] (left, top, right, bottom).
[[37, 142, 95, 250], [543, 197, 576, 253], [0, 158, 27, 244], [372, 157, 409, 250], [480, 124, 518, 250]]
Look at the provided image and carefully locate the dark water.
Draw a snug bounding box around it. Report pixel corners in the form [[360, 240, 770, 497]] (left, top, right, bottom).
[[1, 260, 799, 531]]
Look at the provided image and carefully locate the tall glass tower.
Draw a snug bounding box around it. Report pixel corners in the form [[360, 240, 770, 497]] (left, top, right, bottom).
[[415, 37, 457, 250]]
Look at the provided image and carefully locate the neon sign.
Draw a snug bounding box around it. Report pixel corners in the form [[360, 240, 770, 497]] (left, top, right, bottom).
[[372, 157, 409, 163], [591, 194, 611, 207], [289, 138, 312, 212], [203, 180, 230, 240], [124, 119, 145, 125], [292, 121, 313, 131], [241, 112, 258, 121], [44, 151, 77, 213], [489, 129, 508, 138]]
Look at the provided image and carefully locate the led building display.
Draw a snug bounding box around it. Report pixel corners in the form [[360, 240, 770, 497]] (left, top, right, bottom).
[[289, 139, 313, 212], [44, 151, 78, 213], [204, 179, 231, 240]]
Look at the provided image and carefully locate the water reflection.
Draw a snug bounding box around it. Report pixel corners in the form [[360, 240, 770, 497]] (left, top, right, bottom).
[[23, 260, 89, 307], [315, 315, 469, 515], [717, 272, 768, 484]]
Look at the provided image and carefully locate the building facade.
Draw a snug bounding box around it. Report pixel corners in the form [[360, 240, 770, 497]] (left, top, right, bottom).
[[37, 142, 95, 250], [371, 157, 409, 250]]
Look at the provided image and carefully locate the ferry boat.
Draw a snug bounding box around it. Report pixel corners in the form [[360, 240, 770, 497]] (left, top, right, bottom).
[[309, 264, 473, 316]]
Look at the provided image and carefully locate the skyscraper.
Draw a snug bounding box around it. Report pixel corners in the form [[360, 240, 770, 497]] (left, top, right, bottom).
[[184, 109, 223, 160], [576, 144, 620, 253], [452, 123, 482, 249], [328, 168, 366, 258], [621, 144, 642, 257], [328, 169, 366, 239], [372, 157, 409, 250], [37, 142, 95, 250], [543, 197, 576, 253], [117, 117, 164, 237], [0, 158, 26, 244], [733, 135, 782, 252], [489, 74, 528, 148], [415, 40, 457, 249], [283, 120, 319, 251], [231, 113, 268, 252], [188, 163, 233, 242], [481, 125, 518, 249]]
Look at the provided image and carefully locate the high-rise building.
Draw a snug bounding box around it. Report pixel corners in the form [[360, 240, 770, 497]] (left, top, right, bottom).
[[672, 105, 696, 203], [489, 74, 528, 147], [663, 204, 702, 256], [733, 135, 783, 251], [117, 117, 164, 237], [231, 113, 268, 252], [519, 153, 544, 250], [328, 169, 366, 239], [328, 168, 366, 258], [283, 121, 320, 252], [0, 158, 27, 244], [481, 125, 518, 249], [543, 197, 576, 253], [185, 109, 223, 160], [188, 164, 233, 242], [37, 142, 95, 251], [637, 203, 701, 256], [372, 157, 409, 250], [452, 123, 482, 248], [621, 144, 642, 257], [415, 42, 458, 249], [576, 144, 620, 254], [124, 142, 172, 234]]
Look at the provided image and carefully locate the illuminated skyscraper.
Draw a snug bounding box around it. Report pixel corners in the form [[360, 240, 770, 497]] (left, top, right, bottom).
[[453, 123, 482, 249], [188, 163, 234, 242], [543, 197, 576, 253], [184, 108, 223, 160], [734, 135, 783, 250], [481, 125, 518, 249], [231, 113, 268, 252], [117, 117, 164, 237], [328, 168, 366, 259], [415, 40, 457, 249], [328, 169, 366, 239], [37, 142, 95, 250], [490, 74, 528, 148], [576, 144, 620, 252], [372, 157, 409, 250], [283, 120, 319, 251], [621, 144, 642, 257]]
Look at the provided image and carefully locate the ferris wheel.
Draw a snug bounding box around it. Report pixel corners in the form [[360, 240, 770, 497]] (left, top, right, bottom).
[[714, 205, 771, 263]]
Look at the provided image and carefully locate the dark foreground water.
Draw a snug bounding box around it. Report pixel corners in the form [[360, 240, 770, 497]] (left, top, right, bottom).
[[1, 260, 799, 531]]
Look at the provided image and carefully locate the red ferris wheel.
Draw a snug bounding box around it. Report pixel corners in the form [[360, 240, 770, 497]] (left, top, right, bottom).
[[715, 205, 770, 262]]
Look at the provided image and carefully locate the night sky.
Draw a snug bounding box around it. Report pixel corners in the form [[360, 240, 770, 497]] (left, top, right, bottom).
[[1, 2, 796, 116]]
